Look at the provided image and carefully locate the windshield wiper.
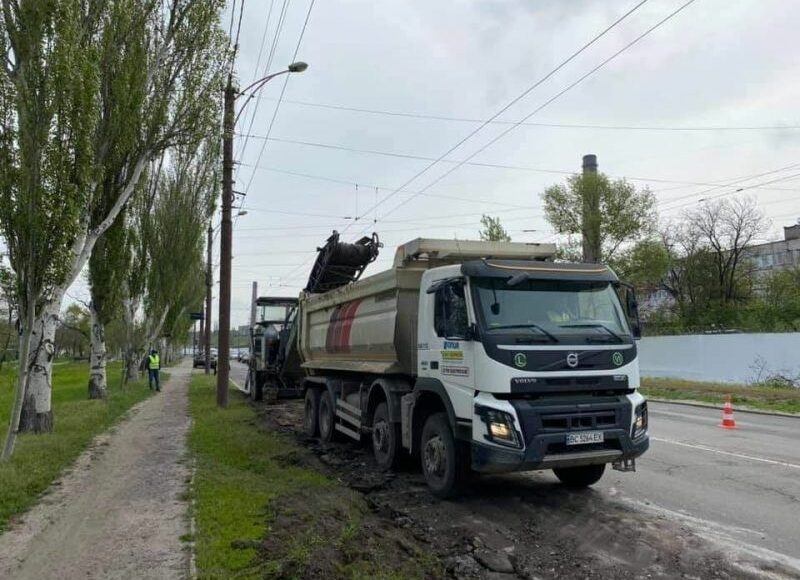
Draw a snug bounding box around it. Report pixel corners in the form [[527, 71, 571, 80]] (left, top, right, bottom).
[[559, 323, 624, 343], [489, 324, 559, 343]]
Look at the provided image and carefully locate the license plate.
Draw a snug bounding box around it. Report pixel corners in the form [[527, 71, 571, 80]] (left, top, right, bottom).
[[566, 431, 604, 446]]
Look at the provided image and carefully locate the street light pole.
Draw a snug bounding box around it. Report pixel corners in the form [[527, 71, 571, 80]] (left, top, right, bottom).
[[216, 61, 308, 408], [217, 78, 235, 407]]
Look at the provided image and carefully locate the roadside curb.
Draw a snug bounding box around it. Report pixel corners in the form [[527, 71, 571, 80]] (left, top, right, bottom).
[[648, 397, 800, 419]]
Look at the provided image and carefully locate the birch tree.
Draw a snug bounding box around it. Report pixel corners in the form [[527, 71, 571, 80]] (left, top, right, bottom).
[[0, 2, 98, 448], [1, 0, 226, 433]]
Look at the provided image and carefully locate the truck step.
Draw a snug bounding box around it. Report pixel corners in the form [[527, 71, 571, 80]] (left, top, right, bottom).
[[334, 422, 361, 441], [335, 399, 362, 429]]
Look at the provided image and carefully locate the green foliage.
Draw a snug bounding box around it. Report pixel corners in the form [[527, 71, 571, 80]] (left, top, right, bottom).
[[610, 239, 671, 291], [640, 376, 800, 414], [55, 304, 91, 358], [188, 375, 443, 580], [144, 140, 218, 343], [0, 2, 99, 310], [643, 198, 778, 333], [478, 214, 511, 242], [542, 173, 656, 261], [0, 361, 155, 530]]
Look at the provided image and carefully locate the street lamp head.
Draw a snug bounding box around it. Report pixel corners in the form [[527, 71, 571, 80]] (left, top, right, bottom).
[[288, 61, 308, 73], [236, 210, 248, 217]]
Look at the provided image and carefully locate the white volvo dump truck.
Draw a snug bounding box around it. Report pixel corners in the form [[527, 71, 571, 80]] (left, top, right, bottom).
[[260, 235, 649, 497]]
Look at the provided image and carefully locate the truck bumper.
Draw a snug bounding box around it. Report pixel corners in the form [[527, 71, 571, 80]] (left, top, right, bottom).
[[472, 429, 649, 473], [470, 394, 649, 474]]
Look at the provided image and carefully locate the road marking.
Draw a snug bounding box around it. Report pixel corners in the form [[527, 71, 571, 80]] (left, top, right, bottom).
[[651, 437, 800, 470]]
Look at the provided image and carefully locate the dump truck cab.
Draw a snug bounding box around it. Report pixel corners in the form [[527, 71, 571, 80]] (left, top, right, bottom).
[[413, 259, 648, 490]]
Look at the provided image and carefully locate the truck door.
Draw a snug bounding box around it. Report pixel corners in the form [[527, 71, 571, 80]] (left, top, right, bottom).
[[428, 279, 475, 412]]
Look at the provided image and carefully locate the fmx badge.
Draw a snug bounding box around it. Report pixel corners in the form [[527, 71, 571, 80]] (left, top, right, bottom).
[[612, 351, 624, 366], [514, 353, 527, 368]]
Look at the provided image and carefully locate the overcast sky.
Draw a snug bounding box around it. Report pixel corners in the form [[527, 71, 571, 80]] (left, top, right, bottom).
[[62, 0, 800, 326]]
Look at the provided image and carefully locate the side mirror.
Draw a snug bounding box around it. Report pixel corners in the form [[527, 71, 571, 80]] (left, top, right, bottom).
[[624, 285, 642, 339]]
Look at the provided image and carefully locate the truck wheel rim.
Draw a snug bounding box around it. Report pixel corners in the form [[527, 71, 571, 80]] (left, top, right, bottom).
[[373, 420, 389, 456], [423, 435, 446, 478]]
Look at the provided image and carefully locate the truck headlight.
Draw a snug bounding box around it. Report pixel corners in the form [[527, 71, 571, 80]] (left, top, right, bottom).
[[476, 406, 522, 449], [633, 402, 648, 438]]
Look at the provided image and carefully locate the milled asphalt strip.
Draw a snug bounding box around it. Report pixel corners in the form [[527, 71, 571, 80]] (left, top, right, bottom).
[[651, 436, 800, 469]]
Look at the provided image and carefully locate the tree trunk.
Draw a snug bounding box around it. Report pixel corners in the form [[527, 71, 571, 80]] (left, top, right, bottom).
[[2, 303, 35, 461], [19, 290, 63, 433], [88, 302, 107, 399]]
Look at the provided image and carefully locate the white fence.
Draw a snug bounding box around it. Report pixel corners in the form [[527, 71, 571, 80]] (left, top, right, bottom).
[[638, 333, 800, 384]]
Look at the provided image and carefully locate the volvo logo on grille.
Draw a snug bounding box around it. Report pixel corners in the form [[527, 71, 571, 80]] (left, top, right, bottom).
[[566, 352, 579, 368]]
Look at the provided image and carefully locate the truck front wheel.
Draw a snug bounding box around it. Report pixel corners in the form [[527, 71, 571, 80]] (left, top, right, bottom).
[[371, 402, 400, 471], [420, 412, 467, 499], [318, 390, 337, 442], [553, 464, 605, 488], [303, 389, 321, 437]]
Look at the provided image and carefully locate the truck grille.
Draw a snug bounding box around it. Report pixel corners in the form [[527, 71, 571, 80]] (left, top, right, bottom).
[[540, 410, 618, 432]]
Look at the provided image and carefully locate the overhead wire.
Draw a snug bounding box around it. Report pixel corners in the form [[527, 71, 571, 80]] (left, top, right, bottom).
[[262, 97, 800, 132], [234, 0, 278, 161], [348, 0, 700, 239], [338, 0, 654, 237], [273, 0, 666, 285], [237, 135, 800, 194], [235, 0, 316, 230]]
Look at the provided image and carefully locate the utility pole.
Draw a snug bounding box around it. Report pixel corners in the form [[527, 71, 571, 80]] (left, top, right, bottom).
[[204, 223, 213, 375], [581, 154, 601, 263], [250, 281, 257, 328], [217, 79, 235, 407]]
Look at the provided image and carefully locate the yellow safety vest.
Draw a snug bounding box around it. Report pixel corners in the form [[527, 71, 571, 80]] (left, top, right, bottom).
[[148, 354, 160, 370]]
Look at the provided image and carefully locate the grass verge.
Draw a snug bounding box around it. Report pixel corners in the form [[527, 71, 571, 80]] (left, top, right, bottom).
[[641, 377, 800, 414], [187, 374, 443, 579], [0, 361, 158, 531]]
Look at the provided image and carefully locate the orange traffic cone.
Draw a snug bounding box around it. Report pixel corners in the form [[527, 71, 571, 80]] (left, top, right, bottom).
[[720, 394, 737, 429]]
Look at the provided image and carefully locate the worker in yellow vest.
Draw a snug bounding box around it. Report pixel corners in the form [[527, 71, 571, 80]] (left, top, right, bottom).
[[147, 349, 161, 392]]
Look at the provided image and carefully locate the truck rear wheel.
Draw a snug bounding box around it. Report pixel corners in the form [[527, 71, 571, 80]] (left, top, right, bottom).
[[371, 402, 400, 471], [318, 390, 337, 442], [420, 412, 467, 499], [303, 389, 321, 437], [553, 464, 606, 488]]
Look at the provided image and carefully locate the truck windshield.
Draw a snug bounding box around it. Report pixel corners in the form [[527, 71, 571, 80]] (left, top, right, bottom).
[[471, 277, 631, 343]]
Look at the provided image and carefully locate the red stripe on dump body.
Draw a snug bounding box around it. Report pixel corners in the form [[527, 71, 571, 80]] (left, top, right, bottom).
[[338, 299, 362, 353]]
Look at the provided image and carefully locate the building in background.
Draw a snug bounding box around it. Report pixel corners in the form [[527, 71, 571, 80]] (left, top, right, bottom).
[[747, 223, 800, 275]]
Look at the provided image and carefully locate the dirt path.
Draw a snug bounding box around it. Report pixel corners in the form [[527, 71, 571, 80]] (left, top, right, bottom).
[[0, 362, 192, 580]]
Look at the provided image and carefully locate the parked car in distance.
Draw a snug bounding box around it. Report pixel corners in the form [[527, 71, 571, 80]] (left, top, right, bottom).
[[192, 350, 217, 371]]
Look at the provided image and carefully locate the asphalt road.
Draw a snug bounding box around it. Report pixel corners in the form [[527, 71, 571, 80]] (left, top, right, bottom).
[[223, 363, 800, 572], [595, 401, 800, 568], [229, 360, 249, 391]]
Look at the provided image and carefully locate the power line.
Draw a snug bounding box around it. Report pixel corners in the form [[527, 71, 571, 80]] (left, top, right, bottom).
[[235, 0, 290, 169], [656, 162, 800, 208], [338, 0, 653, 238], [265, 97, 800, 132], [660, 171, 800, 214], [237, 0, 316, 227], [238, 134, 800, 194], [234, 0, 278, 161], [353, 0, 700, 237]]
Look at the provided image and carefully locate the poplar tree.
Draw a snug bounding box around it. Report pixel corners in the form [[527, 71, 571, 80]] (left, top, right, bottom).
[[0, 0, 226, 443]]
